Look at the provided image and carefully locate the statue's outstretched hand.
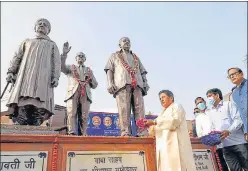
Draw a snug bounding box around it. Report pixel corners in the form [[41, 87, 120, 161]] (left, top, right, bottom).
[[62, 42, 71, 56]]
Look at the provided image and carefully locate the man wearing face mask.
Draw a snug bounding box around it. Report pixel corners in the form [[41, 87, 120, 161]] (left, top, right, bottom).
[[61, 42, 98, 135], [227, 67, 247, 142], [206, 88, 248, 171], [194, 97, 229, 171], [5, 18, 61, 126], [194, 97, 211, 137], [104, 37, 149, 136]]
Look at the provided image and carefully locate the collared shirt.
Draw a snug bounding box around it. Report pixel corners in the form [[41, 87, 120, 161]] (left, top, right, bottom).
[[206, 101, 246, 147], [232, 78, 247, 133], [195, 112, 211, 138]]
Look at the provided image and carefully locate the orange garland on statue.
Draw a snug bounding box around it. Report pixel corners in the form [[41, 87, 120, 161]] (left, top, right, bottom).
[[72, 65, 91, 97], [117, 51, 139, 87]]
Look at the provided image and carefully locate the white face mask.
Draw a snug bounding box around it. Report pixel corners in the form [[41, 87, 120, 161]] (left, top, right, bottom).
[[207, 96, 215, 108], [197, 102, 206, 111]]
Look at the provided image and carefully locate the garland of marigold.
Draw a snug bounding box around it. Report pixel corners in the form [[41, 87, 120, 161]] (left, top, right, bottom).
[[72, 65, 91, 96], [117, 51, 139, 87]]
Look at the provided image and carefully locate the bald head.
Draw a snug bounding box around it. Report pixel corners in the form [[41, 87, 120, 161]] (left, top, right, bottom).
[[119, 37, 131, 51]]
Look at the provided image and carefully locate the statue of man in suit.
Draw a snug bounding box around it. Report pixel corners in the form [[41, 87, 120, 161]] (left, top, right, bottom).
[[61, 42, 98, 135], [104, 37, 150, 136]]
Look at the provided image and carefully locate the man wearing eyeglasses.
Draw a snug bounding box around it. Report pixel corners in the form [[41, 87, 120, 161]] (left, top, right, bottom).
[[228, 67, 247, 142], [61, 42, 98, 136]]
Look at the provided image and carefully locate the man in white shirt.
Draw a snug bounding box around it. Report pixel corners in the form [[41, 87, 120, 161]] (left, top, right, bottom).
[[194, 98, 211, 137], [206, 88, 248, 171], [194, 97, 229, 171]]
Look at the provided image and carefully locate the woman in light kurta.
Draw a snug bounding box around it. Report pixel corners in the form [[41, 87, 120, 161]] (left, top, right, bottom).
[[145, 90, 196, 171]]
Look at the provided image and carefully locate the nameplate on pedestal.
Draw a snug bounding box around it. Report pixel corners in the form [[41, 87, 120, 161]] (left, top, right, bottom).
[[66, 151, 147, 171], [0, 151, 48, 171], [193, 149, 217, 171]]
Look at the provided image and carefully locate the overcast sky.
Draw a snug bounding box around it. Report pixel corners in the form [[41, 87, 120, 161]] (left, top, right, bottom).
[[1, 2, 247, 120]]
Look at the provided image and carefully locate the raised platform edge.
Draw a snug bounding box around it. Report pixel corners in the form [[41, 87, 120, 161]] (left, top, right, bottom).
[[0, 134, 157, 144]]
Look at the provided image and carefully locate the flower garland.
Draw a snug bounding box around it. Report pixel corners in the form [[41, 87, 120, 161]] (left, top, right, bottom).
[[200, 131, 222, 146], [116, 51, 139, 87], [136, 117, 148, 130], [72, 65, 91, 96], [52, 136, 59, 171]]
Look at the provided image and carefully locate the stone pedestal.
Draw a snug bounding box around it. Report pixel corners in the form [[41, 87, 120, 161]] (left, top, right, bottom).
[[1, 135, 157, 171], [0, 124, 61, 135], [0, 133, 220, 171]]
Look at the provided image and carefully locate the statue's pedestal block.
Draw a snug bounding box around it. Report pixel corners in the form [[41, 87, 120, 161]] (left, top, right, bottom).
[[0, 133, 220, 171], [0, 124, 61, 135], [191, 138, 220, 171], [0, 135, 156, 171]]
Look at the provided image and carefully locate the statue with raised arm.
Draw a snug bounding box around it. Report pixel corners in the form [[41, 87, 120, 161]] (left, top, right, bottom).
[[5, 18, 61, 126], [61, 42, 98, 135], [104, 37, 150, 136]]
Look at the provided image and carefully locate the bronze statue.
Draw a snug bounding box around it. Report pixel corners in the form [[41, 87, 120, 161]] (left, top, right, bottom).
[[61, 42, 98, 135], [104, 37, 150, 136], [5, 18, 61, 126]]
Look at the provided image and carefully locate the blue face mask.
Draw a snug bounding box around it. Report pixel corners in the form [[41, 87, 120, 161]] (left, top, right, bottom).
[[197, 102, 206, 111], [207, 97, 215, 108]]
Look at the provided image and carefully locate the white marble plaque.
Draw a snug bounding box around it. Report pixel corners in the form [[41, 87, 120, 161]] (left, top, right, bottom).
[[193, 149, 217, 171], [0, 151, 48, 171], [66, 151, 147, 171]]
